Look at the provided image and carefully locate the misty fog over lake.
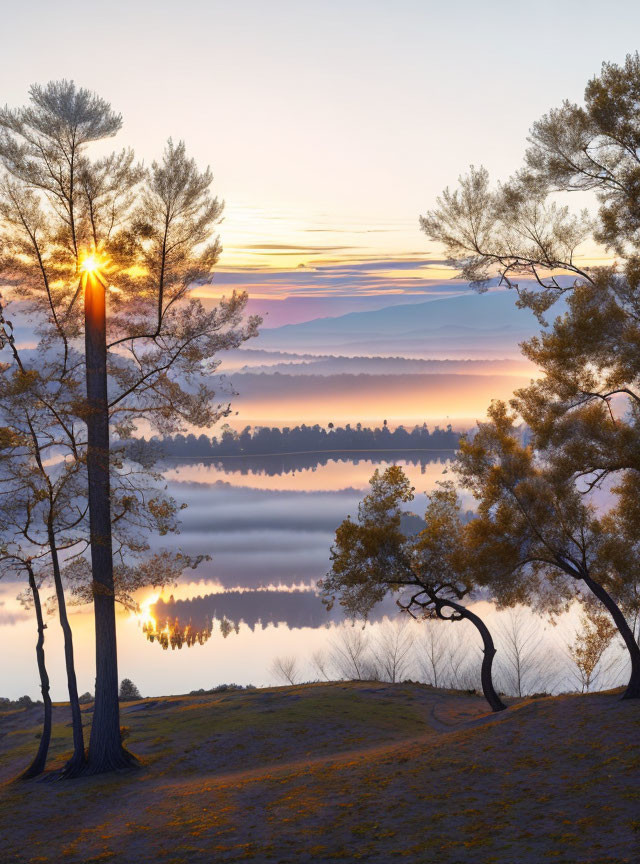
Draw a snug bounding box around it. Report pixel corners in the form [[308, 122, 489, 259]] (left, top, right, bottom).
[[0, 452, 455, 699], [2, 447, 600, 700]]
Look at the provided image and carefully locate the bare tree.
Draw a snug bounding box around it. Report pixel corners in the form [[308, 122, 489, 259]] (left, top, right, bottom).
[[372, 619, 414, 683], [443, 627, 475, 690], [310, 649, 332, 682], [270, 655, 299, 686], [495, 608, 558, 697], [329, 626, 372, 681], [416, 619, 449, 688]]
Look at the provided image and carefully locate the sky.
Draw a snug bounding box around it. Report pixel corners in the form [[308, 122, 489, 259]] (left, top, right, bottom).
[[4, 7, 638, 697], [2, 0, 639, 312]]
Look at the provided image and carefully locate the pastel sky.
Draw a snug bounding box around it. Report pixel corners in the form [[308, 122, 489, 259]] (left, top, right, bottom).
[[3, 0, 639, 307]]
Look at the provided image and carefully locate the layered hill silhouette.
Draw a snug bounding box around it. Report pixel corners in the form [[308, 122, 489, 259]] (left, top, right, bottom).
[[253, 289, 562, 356]]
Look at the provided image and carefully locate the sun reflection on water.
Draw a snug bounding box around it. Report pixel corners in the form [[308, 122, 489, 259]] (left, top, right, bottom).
[[136, 591, 239, 650]]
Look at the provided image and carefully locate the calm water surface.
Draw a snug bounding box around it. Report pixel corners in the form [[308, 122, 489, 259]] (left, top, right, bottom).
[[0, 451, 559, 700]]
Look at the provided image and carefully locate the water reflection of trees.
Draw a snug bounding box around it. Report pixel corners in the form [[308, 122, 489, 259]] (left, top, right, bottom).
[[162, 450, 455, 478], [143, 618, 214, 650], [142, 589, 397, 650], [142, 613, 241, 650]]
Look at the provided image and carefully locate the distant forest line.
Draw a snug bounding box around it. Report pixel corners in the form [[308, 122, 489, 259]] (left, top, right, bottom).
[[133, 422, 462, 459]]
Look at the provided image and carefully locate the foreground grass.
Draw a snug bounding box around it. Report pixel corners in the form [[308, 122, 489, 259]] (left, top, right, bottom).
[[1, 682, 638, 863]]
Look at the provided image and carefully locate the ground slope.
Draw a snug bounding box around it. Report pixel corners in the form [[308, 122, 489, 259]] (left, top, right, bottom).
[[1, 682, 638, 863]]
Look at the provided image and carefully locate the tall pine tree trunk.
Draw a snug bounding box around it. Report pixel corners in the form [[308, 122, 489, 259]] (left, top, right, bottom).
[[19, 565, 53, 780], [84, 271, 135, 773]]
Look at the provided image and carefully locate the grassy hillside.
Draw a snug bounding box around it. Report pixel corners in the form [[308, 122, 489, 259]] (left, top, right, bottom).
[[1, 682, 638, 863]]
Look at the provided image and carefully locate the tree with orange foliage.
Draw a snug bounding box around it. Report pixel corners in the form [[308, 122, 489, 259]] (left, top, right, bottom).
[[568, 604, 618, 693], [455, 402, 640, 699], [319, 467, 506, 712]]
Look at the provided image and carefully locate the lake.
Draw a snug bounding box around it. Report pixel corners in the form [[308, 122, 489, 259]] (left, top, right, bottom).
[[0, 452, 454, 698], [0, 450, 604, 700]]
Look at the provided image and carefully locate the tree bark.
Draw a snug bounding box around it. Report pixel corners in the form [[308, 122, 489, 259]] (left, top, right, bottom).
[[582, 573, 640, 700], [84, 271, 135, 774], [19, 566, 52, 780], [23, 415, 85, 771], [439, 599, 507, 712], [48, 527, 86, 774]]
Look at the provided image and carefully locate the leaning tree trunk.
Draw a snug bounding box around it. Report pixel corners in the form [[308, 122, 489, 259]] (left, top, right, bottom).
[[26, 424, 85, 771], [582, 573, 640, 700], [48, 525, 86, 774], [19, 566, 53, 780], [84, 270, 135, 774], [439, 599, 507, 712]]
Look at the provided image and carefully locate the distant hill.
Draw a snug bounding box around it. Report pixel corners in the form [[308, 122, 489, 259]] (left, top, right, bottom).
[[254, 290, 562, 356], [229, 353, 535, 376]]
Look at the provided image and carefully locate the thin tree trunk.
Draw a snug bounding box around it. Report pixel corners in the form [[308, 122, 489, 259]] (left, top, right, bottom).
[[438, 600, 507, 712], [19, 566, 52, 780], [23, 419, 85, 772], [583, 573, 640, 700], [48, 526, 86, 774], [84, 270, 135, 774]]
